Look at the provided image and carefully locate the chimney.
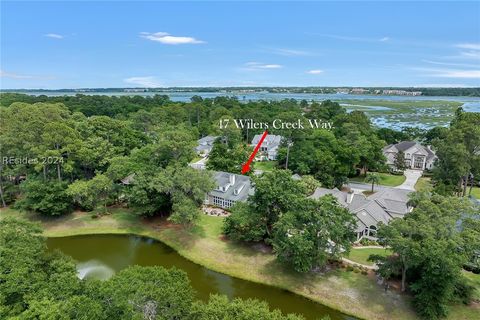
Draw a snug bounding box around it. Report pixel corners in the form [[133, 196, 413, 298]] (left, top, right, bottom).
[[346, 191, 354, 204], [229, 174, 236, 185]]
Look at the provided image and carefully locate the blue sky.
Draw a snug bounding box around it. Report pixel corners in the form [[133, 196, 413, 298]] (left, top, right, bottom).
[[1, 1, 479, 89]]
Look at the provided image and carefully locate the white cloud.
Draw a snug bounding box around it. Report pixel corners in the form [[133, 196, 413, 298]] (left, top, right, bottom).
[[268, 48, 311, 56], [421, 59, 479, 68], [316, 34, 391, 43], [244, 62, 283, 70], [44, 33, 64, 39], [306, 69, 323, 74], [0, 69, 55, 80], [140, 32, 205, 45], [0, 70, 34, 79], [124, 76, 163, 87], [435, 70, 480, 78], [460, 51, 480, 59], [414, 83, 472, 88], [455, 43, 480, 50], [414, 67, 480, 79]]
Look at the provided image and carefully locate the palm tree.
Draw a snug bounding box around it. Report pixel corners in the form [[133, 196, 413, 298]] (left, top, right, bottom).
[[365, 173, 380, 193]]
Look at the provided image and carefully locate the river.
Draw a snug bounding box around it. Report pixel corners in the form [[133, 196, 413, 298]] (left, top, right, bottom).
[[47, 234, 356, 320]]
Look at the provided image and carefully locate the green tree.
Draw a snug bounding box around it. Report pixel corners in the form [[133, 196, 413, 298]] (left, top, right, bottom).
[[152, 165, 214, 225], [297, 175, 320, 195], [96, 266, 195, 320], [365, 173, 380, 193], [127, 166, 214, 225], [191, 294, 305, 320], [372, 195, 479, 319], [433, 110, 480, 196], [36, 121, 81, 181], [250, 169, 305, 237], [272, 196, 356, 272], [15, 179, 73, 216], [207, 140, 252, 174], [67, 174, 114, 213], [393, 150, 407, 171], [0, 218, 82, 318], [223, 202, 266, 242]]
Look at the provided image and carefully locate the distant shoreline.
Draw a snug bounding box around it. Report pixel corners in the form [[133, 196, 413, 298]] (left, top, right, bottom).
[[1, 86, 479, 98]]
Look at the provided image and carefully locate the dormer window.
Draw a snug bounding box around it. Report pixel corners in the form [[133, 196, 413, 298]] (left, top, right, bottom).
[[234, 183, 245, 195]]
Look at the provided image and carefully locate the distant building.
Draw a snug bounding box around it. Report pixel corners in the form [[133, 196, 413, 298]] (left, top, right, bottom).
[[311, 187, 412, 241], [205, 171, 253, 209], [251, 134, 283, 161], [383, 141, 437, 170], [382, 90, 422, 96], [195, 135, 218, 157], [350, 88, 369, 94]]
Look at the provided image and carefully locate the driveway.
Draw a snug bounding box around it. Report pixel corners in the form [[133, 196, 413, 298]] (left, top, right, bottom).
[[348, 182, 389, 194], [395, 169, 422, 191]]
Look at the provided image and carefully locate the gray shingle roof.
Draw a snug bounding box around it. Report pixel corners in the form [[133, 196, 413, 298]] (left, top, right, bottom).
[[310, 187, 412, 229], [394, 141, 417, 152], [384, 141, 437, 161], [198, 135, 218, 145], [209, 171, 251, 202]]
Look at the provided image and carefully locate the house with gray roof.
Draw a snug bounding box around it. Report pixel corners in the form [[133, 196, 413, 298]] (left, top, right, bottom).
[[205, 171, 253, 209], [195, 135, 218, 157], [251, 134, 283, 160], [383, 141, 437, 170], [310, 187, 412, 241]]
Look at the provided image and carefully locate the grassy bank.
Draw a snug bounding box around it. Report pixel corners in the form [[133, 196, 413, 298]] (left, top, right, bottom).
[[1, 207, 478, 320], [350, 172, 406, 187]]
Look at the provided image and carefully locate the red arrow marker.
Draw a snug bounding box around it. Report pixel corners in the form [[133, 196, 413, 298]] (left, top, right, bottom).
[[241, 130, 268, 174]]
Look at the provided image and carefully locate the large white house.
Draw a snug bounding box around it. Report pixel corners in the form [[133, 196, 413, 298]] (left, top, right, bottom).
[[383, 141, 437, 170], [205, 171, 253, 209], [251, 134, 283, 161]]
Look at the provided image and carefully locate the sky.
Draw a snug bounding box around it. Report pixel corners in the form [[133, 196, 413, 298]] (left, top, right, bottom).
[[1, 1, 479, 89]]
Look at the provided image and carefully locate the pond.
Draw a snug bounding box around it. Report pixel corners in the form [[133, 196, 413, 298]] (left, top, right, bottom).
[[47, 234, 356, 320]]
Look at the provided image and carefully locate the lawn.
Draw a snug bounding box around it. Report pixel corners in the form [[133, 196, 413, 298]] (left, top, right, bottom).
[[414, 177, 433, 192], [463, 271, 480, 301], [347, 247, 392, 266], [414, 178, 479, 199], [470, 187, 480, 199], [254, 160, 278, 172], [350, 172, 406, 187]]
